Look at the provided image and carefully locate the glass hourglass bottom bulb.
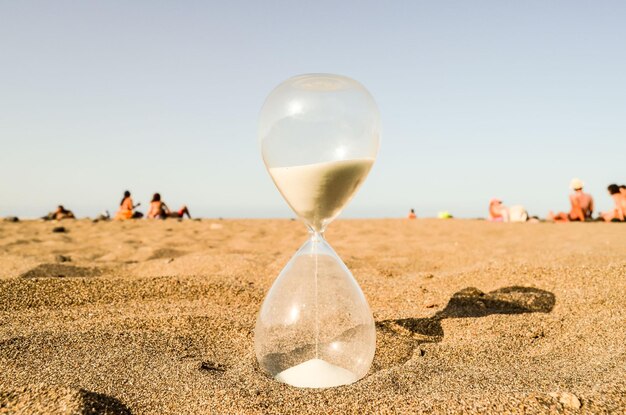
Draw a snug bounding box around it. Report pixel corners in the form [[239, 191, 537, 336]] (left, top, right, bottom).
[[254, 234, 376, 388]]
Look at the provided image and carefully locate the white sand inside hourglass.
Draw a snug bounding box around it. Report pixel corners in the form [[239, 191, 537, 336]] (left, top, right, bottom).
[[269, 158, 374, 229], [275, 358, 358, 388]]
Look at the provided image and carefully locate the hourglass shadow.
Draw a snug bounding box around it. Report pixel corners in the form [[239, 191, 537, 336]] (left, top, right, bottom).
[[373, 286, 556, 370]]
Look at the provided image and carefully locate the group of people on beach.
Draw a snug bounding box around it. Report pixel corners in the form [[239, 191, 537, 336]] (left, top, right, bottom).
[[546, 179, 625, 222], [404, 178, 626, 223], [42, 181, 626, 223], [114, 191, 191, 220], [488, 179, 625, 223], [43, 191, 191, 221]]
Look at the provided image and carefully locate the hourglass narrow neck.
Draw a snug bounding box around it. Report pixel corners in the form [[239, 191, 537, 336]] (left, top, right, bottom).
[[307, 228, 325, 241], [305, 218, 329, 235]]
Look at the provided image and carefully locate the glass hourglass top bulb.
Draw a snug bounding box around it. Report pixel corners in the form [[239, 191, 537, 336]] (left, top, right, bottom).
[[259, 73, 380, 231]]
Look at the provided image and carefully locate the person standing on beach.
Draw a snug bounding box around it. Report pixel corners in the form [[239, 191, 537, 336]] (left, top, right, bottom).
[[548, 178, 594, 222], [407, 208, 416, 219], [114, 190, 142, 220]]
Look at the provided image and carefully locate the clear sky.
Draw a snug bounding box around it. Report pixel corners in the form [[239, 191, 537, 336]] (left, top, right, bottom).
[[1, 1, 625, 219]]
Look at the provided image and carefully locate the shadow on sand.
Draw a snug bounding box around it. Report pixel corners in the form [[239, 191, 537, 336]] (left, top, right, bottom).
[[374, 286, 556, 370], [80, 389, 132, 414]]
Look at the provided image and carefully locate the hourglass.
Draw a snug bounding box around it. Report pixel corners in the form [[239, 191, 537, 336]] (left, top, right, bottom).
[[255, 74, 380, 388]]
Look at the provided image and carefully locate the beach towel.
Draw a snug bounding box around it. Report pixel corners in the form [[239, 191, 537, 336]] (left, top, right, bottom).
[[508, 205, 528, 222]]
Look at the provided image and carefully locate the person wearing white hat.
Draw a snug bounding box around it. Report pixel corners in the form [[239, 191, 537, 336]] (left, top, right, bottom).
[[548, 178, 594, 222], [569, 178, 584, 191]]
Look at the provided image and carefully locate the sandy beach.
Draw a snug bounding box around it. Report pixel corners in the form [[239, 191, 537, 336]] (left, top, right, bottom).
[[0, 218, 624, 414]]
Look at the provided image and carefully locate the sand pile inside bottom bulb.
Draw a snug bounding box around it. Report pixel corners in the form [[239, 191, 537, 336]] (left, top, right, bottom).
[[274, 358, 358, 388]]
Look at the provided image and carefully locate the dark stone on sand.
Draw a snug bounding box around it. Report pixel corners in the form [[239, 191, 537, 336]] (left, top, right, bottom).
[[198, 360, 226, 373], [3, 216, 19, 222], [55, 255, 72, 263], [52, 226, 67, 233]]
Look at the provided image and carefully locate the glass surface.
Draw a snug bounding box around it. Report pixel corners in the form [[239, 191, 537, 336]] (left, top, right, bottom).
[[255, 74, 380, 388], [259, 73, 380, 232]]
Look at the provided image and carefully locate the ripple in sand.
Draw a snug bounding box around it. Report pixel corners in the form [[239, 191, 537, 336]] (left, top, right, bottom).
[[20, 263, 105, 279], [148, 248, 186, 260]]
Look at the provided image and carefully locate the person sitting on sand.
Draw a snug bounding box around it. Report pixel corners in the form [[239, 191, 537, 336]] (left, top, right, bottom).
[[44, 205, 75, 221], [488, 198, 507, 222], [408, 208, 416, 219], [548, 178, 594, 222], [114, 190, 142, 220], [146, 193, 191, 219], [600, 184, 625, 222]]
